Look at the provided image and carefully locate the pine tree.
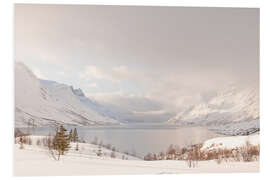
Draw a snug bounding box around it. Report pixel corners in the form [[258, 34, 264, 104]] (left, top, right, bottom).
[[69, 129, 73, 142], [73, 128, 79, 142], [52, 126, 70, 160], [97, 145, 102, 156]]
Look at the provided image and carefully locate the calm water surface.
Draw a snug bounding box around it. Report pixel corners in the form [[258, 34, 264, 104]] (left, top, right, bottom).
[[19, 123, 220, 158]]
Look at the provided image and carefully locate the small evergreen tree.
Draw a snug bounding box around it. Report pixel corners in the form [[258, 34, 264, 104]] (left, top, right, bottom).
[[97, 145, 102, 156], [69, 129, 73, 142], [52, 126, 70, 160], [73, 128, 79, 142]]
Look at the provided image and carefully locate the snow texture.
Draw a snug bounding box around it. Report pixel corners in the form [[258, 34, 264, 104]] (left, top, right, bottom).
[[168, 85, 259, 135], [14, 135, 259, 176], [15, 62, 119, 127], [201, 134, 259, 151]]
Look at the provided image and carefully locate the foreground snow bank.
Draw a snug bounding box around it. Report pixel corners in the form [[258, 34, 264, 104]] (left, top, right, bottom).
[[201, 134, 259, 151], [14, 144, 259, 176], [13, 135, 260, 175], [15, 136, 140, 161]]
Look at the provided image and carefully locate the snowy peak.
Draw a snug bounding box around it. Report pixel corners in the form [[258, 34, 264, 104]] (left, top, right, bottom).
[[15, 62, 119, 127], [40, 80, 85, 98], [168, 85, 259, 135]]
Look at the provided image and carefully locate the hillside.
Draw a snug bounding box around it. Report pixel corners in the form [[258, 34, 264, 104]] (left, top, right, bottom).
[[15, 62, 119, 127], [14, 135, 259, 176], [168, 85, 259, 135], [201, 134, 259, 151]]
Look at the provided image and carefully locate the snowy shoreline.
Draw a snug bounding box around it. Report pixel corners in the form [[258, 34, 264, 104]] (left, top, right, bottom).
[[14, 134, 260, 176]]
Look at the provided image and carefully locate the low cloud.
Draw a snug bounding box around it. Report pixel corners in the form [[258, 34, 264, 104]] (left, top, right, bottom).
[[80, 65, 110, 80], [80, 65, 131, 83], [15, 5, 259, 123], [89, 92, 162, 112], [88, 92, 174, 122], [87, 83, 98, 88]]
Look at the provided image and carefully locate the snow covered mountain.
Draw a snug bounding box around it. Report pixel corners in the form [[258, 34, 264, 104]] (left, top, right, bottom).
[[168, 85, 259, 135], [15, 62, 120, 127], [40, 79, 130, 122], [15, 62, 260, 134]]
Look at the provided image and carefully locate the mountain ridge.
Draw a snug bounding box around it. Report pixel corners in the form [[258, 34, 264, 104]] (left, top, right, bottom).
[[168, 85, 259, 135], [15, 62, 120, 127]]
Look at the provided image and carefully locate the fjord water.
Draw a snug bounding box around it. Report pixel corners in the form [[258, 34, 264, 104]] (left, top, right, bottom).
[[21, 123, 220, 158]]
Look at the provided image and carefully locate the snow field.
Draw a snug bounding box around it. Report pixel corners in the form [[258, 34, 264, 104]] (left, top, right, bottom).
[[14, 135, 259, 176]]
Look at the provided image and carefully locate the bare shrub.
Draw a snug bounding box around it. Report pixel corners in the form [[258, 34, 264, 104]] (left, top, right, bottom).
[[215, 155, 223, 164], [144, 153, 153, 161], [42, 136, 53, 148], [124, 151, 129, 156], [22, 136, 32, 145], [186, 148, 199, 168], [110, 147, 116, 158], [159, 152, 165, 160], [240, 140, 260, 162], [166, 144, 176, 160], [200, 141, 259, 164], [105, 144, 112, 150], [142, 140, 259, 165], [110, 151, 116, 158], [36, 138, 41, 146], [186, 154, 196, 168], [19, 136, 24, 149]]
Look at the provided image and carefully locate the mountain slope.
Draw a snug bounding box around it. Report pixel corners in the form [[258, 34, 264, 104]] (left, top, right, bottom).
[[15, 62, 119, 127], [40, 79, 128, 123], [168, 85, 259, 135]]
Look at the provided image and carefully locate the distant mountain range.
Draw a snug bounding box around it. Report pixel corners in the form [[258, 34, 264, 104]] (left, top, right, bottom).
[[168, 85, 259, 135], [15, 62, 260, 135]]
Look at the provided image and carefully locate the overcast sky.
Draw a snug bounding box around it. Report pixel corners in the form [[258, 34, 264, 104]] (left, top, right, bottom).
[[15, 4, 259, 121]]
